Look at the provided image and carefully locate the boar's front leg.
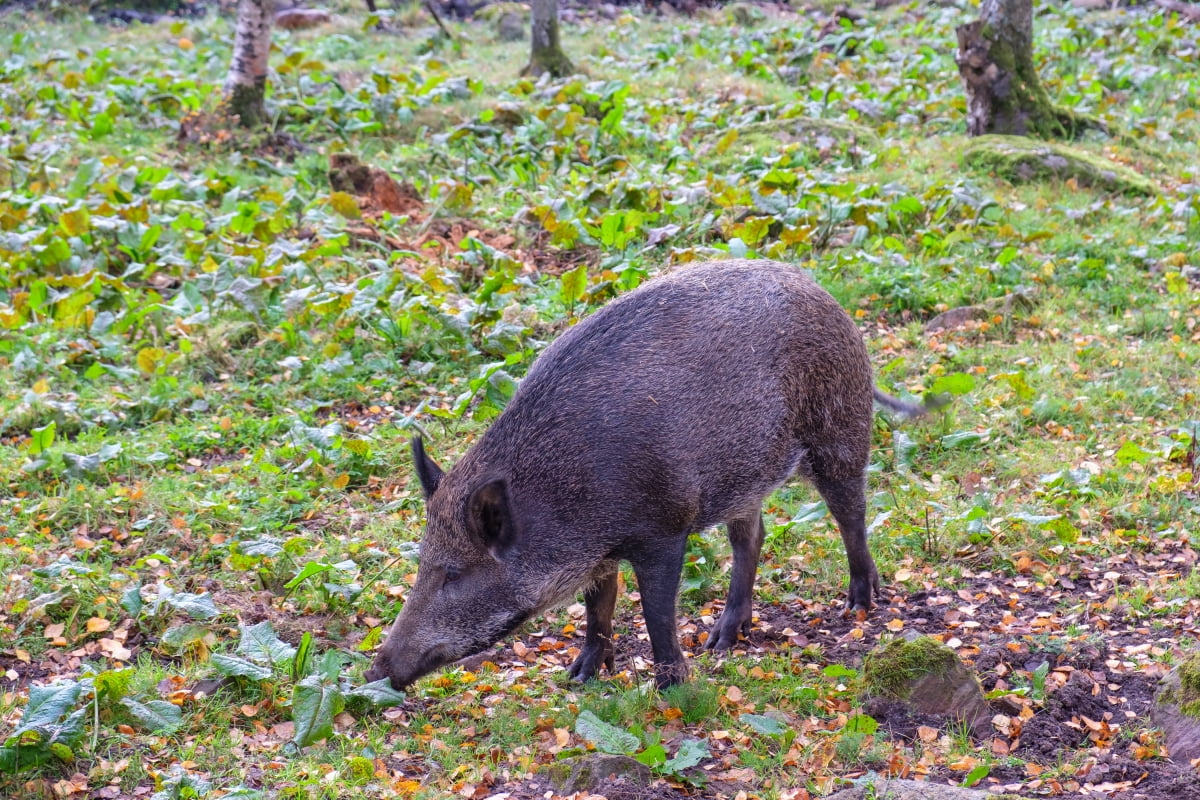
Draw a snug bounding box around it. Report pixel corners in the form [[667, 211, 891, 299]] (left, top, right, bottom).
[[705, 511, 766, 651], [814, 473, 879, 613], [567, 562, 618, 682], [630, 537, 690, 689]]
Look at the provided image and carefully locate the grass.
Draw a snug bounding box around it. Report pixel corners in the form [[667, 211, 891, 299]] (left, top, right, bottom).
[[1, 0, 1198, 797]]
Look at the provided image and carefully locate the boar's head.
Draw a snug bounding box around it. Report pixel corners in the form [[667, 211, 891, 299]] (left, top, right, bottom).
[[364, 437, 539, 691]]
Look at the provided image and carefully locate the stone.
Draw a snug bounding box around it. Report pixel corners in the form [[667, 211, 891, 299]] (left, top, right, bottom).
[[1151, 654, 1200, 764], [275, 7, 332, 30], [825, 777, 1033, 800], [924, 288, 1037, 336], [542, 753, 653, 794], [861, 636, 991, 738], [496, 11, 526, 42], [962, 135, 1156, 196]]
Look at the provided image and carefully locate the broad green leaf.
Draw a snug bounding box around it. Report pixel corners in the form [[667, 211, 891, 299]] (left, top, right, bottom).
[[930, 372, 975, 395], [963, 764, 990, 787], [740, 713, 788, 736], [844, 714, 878, 735], [121, 698, 182, 733], [285, 561, 333, 591], [28, 422, 55, 455], [291, 631, 314, 682], [93, 668, 135, 702], [163, 591, 219, 619], [662, 738, 708, 773], [1114, 440, 1152, 465], [211, 654, 272, 681], [16, 681, 84, 735], [291, 674, 345, 749], [790, 500, 827, 525], [575, 710, 640, 755], [346, 679, 406, 707], [941, 429, 988, 449], [236, 621, 296, 665], [120, 583, 143, 617], [634, 742, 667, 768]]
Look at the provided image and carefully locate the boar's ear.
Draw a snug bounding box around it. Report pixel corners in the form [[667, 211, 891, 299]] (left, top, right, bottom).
[[466, 478, 519, 561], [411, 436, 444, 498]]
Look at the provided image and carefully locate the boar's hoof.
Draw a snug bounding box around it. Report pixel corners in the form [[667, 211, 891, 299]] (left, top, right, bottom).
[[653, 660, 691, 691], [704, 609, 751, 651], [567, 644, 615, 682]]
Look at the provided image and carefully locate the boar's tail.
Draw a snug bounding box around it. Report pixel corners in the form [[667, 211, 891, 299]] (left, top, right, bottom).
[[873, 388, 948, 419]]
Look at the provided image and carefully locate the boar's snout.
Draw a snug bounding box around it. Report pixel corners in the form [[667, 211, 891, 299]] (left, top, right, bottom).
[[365, 638, 457, 691]]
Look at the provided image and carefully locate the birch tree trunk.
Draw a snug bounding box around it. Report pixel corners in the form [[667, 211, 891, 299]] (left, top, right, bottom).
[[224, 0, 276, 127], [955, 0, 1087, 138], [524, 0, 573, 78]]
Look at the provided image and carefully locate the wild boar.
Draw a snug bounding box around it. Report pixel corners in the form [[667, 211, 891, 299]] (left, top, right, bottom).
[[365, 259, 925, 691]]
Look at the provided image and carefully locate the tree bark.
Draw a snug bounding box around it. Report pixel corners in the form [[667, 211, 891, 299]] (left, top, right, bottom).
[[955, 0, 1087, 139], [524, 0, 573, 78], [224, 0, 276, 127]]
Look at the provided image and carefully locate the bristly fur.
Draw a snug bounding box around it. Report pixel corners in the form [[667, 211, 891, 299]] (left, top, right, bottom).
[[367, 259, 929, 691]]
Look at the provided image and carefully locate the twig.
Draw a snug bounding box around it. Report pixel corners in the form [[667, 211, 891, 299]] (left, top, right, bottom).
[[423, 0, 456, 42]]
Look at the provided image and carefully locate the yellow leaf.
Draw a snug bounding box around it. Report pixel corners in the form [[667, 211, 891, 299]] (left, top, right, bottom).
[[136, 347, 165, 375], [219, 416, 232, 431], [59, 207, 90, 236], [32, 379, 50, 394], [87, 617, 111, 633], [178, 37, 194, 50], [44, 623, 65, 639], [329, 191, 361, 219], [332, 473, 350, 490], [714, 129, 739, 155]]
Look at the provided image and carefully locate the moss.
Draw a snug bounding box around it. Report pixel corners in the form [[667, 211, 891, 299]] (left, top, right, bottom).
[[962, 135, 1157, 196], [861, 637, 961, 702], [1161, 654, 1200, 718]]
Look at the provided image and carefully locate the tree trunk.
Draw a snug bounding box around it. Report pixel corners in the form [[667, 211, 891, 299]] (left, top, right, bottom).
[[955, 0, 1086, 139], [524, 0, 573, 78], [224, 0, 276, 127]]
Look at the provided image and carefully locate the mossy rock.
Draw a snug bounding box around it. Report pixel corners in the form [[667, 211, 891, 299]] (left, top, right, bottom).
[[542, 753, 653, 794], [1151, 653, 1200, 764], [702, 117, 880, 170], [962, 134, 1156, 196], [726, 2, 766, 26], [862, 637, 990, 737], [474, 2, 528, 22], [825, 778, 1035, 800]]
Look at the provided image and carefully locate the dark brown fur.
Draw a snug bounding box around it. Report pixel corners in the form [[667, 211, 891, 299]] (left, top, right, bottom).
[[366, 259, 916, 691]]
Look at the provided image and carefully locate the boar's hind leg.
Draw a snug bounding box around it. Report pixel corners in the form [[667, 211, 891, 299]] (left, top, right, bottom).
[[705, 511, 766, 651], [567, 562, 618, 682], [813, 473, 879, 613], [630, 537, 690, 689]]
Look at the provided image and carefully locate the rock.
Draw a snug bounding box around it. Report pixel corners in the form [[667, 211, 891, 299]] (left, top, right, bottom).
[[275, 7, 332, 30], [962, 135, 1156, 195], [726, 3, 766, 26], [825, 777, 1033, 800], [861, 636, 991, 738], [496, 11, 526, 42], [923, 287, 1037, 335], [1152, 654, 1200, 764], [542, 753, 653, 794]]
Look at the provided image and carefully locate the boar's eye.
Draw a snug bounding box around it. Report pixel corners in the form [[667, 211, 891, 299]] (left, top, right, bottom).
[[442, 567, 463, 586]]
